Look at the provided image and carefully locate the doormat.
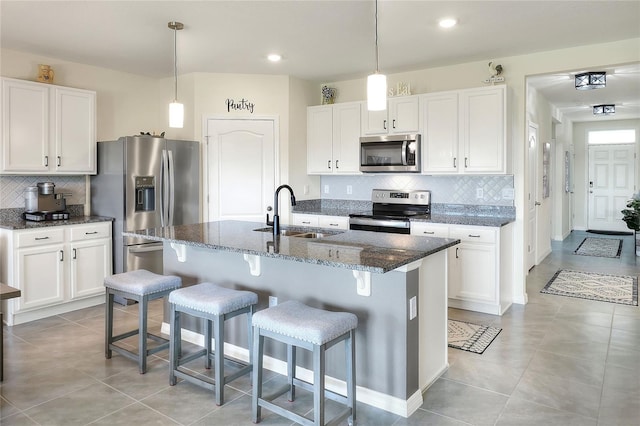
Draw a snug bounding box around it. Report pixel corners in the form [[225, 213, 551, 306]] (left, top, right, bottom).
[[447, 319, 501, 354], [574, 237, 622, 258], [541, 270, 638, 306]]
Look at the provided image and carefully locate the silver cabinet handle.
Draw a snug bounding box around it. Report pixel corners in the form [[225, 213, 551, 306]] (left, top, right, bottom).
[[327, 160, 331, 169], [392, 119, 396, 129], [423, 231, 435, 235], [35, 236, 50, 241], [85, 231, 98, 235], [335, 160, 339, 169], [59, 250, 64, 261], [383, 119, 387, 130], [57, 156, 61, 167], [128, 243, 163, 254], [44, 156, 49, 167], [464, 157, 468, 168], [455, 247, 459, 258], [453, 158, 457, 168], [468, 234, 481, 238], [73, 248, 77, 259], [301, 221, 311, 225]]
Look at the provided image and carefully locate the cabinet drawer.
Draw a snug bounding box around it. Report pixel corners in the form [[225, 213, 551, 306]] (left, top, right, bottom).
[[450, 226, 496, 243], [411, 222, 449, 238], [318, 215, 349, 230], [69, 222, 111, 241], [16, 228, 65, 248], [292, 214, 319, 227]]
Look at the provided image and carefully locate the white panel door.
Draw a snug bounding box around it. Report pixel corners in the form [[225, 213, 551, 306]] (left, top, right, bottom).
[[206, 118, 276, 222], [54, 87, 96, 173], [588, 144, 636, 232]]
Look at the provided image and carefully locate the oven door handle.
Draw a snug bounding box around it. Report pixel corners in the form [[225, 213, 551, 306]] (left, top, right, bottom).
[[401, 141, 408, 165], [349, 217, 410, 229]]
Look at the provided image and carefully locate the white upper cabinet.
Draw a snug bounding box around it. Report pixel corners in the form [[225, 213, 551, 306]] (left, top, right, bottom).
[[460, 86, 506, 173], [361, 95, 419, 135], [1, 77, 96, 175], [307, 102, 361, 175], [420, 85, 507, 174]]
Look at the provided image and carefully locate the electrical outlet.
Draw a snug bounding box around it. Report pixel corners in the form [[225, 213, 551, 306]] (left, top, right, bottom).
[[347, 185, 353, 195], [303, 184, 309, 195], [324, 185, 329, 194], [409, 296, 417, 320], [269, 296, 278, 307], [476, 188, 484, 199]]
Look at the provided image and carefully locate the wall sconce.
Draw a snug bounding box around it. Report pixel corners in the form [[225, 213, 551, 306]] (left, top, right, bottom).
[[575, 71, 606, 90], [593, 104, 615, 115]]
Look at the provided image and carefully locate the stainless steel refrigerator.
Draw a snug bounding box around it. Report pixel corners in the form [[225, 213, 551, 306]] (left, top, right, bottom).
[[90, 135, 200, 275]]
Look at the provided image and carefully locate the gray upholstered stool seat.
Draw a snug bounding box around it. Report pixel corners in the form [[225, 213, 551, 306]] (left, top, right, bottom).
[[169, 282, 258, 406], [104, 269, 181, 374], [252, 300, 357, 426]]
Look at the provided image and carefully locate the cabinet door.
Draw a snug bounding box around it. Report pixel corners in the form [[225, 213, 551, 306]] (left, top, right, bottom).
[[420, 93, 459, 173], [53, 87, 96, 173], [16, 244, 65, 311], [318, 215, 349, 230], [292, 213, 319, 227], [332, 102, 361, 173], [389, 96, 419, 134], [447, 245, 462, 299], [460, 86, 506, 173], [454, 242, 497, 303], [70, 238, 111, 300], [1, 78, 49, 173], [307, 105, 334, 174], [361, 105, 388, 135]]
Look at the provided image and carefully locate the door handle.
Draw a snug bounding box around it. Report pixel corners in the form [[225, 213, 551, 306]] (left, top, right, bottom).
[[383, 119, 387, 130], [327, 160, 331, 169], [44, 155, 49, 167], [128, 243, 163, 254], [336, 160, 339, 169], [59, 250, 64, 261], [57, 156, 61, 167], [73, 248, 77, 259], [535, 201, 541, 206], [392, 119, 396, 129]]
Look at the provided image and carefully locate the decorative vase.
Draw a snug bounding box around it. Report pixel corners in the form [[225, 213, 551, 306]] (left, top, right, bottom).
[[321, 85, 336, 105]]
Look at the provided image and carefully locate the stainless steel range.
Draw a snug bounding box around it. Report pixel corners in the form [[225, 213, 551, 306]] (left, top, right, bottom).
[[349, 189, 431, 234]]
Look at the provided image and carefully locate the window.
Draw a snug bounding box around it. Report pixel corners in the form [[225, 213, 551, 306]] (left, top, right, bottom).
[[588, 129, 636, 144]]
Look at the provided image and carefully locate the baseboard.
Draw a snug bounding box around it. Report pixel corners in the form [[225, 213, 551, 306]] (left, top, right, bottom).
[[160, 322, 422, 418]]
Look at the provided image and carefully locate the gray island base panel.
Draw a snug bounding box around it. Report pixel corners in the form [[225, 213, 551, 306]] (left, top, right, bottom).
[[124, 220, 456, 418]]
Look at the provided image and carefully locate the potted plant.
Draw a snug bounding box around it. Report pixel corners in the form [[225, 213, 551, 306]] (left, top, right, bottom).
[[621, 192, 640, 256]]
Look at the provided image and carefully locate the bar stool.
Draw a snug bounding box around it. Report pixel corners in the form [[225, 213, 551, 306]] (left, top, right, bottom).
[[168, 282, 258, 406], [104, 269, 181, 374], [252, 300, 357, 426]]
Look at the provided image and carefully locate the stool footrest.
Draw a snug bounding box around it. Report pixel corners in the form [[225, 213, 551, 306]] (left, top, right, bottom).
[[173, 368, 217, 391], [291, 377, 350, 406], [178, 348, 208, 365], [257, 398, 314, 426], [111, 328, 140, 342]]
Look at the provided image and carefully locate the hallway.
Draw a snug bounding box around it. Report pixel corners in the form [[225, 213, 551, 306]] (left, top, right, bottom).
[[1, 231, 638, 425]]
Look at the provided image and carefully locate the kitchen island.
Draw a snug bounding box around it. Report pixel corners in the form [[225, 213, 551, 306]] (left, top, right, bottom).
[[124, 220, 459, 417]]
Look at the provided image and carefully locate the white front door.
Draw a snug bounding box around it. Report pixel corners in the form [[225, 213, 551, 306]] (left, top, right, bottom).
[[205, 118, 277, 222], [527, 122, 538, 270], [588, 144, 636, 232]]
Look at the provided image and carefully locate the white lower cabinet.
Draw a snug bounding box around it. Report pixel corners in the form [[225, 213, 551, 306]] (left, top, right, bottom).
[[0, 221, 112, 325], [292, 213, 349, 230], [411, 222, 513, 315]]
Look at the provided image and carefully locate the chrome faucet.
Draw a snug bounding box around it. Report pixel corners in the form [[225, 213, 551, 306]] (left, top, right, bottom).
[[266, 184, 297, 236]]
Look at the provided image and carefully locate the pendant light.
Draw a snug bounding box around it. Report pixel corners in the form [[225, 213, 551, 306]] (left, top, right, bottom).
[[367, 0, 387, 111], [168, 21, 184, 128]]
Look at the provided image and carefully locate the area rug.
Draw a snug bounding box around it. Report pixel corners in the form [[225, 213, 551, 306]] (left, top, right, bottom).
[[447, 319, 502, 354], [574, 237, 622, 258], [541, 269, 638, 306]]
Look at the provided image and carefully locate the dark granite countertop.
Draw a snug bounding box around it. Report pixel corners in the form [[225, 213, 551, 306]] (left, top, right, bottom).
[[410, 214, 514, 227], [124, 220, 459, 274], [0, 215, 114, 230]]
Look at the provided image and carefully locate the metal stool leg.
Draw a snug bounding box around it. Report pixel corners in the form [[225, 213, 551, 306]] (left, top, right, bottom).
[[169, 302, 180, 386], [105, 291, 114, 359], [252, 329, 264, 423], [138, 295, 148, 374]]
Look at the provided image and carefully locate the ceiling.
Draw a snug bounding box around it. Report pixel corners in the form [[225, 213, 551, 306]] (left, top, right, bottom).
[[2, 1, 639, 122]]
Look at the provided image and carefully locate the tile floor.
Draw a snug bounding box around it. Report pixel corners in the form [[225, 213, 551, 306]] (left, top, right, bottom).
[[1, 231, 638, 425]]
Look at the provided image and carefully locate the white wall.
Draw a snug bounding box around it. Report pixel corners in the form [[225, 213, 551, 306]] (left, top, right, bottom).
[[1, 48, 162, 141]]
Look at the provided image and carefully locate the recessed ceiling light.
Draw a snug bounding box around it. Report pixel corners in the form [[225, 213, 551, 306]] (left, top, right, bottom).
[[438, 18, 457, 29], [267, 54, 282, 62]]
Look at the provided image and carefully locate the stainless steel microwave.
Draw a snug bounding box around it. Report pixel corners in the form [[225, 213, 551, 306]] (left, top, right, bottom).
[[360, 134, 421, 173]]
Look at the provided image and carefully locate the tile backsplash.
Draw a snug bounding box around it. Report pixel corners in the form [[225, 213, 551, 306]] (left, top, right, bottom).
[[320, 174, 514, 206], [0, 175, 86, 208]]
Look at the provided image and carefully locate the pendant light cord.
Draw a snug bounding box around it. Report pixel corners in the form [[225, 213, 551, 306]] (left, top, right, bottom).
[[374, 0, 379, 73], [173, 25, 178, 102]]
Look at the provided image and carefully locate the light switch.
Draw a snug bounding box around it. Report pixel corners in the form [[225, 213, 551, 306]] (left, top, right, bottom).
[[409, 296, 417, 320]]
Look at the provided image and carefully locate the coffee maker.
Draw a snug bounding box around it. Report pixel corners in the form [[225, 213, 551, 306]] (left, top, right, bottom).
[[23, 182, 70, 221]]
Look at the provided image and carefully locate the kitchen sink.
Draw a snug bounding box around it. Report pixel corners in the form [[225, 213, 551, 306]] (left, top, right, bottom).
[[253, 227, 342, 239]]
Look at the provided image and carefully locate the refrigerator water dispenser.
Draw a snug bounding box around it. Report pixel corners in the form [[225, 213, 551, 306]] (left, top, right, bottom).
[[135, 176, 155, 211]]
